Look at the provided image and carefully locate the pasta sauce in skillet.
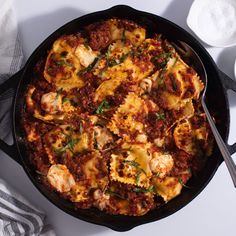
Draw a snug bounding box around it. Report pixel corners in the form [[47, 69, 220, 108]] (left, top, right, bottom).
[[22, 19, 213, 216]]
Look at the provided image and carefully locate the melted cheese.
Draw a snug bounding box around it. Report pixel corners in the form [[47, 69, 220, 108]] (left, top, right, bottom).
[[47, 164, 76, 192], [93, 126, 113, 149], [150, 152, 174, 178], [75, 44, 98, 67], [41, 92, 62, 114]]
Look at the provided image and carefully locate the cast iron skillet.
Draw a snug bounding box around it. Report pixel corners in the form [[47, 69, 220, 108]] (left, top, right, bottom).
[[1, 5, 236, 231]]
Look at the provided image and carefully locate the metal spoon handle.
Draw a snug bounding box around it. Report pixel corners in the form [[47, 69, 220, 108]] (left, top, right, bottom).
[[202, 100, 236, 187]]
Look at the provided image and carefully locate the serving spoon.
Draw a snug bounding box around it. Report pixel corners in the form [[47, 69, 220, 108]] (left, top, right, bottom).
[[172, 41, 236, 187]]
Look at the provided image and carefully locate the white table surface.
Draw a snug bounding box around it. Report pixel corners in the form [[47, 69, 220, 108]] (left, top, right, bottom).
[[1, 0, 236, 235]]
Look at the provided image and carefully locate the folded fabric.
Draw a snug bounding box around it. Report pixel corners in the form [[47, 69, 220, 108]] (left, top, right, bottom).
[[0, 179, 55, 236], [0, 0, 55, 235], [0, 0, 23, 143]]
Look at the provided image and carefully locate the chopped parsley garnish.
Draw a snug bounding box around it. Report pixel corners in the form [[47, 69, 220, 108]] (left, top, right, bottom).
[[172, 57, 178, 68], [153, 172, 161, 177], [54, 128, 79, 155], [135, 170, 142, 184], [122, 29, 126, 41], [79, 121, 83, 134], [105, 189, 125, 199], [77, 57, 99, 76], [105, 44, 112, 58], [151, 52, 172, 69], [178, 177, 190, 188], [172, 80, 177, 91], [62, 97, 70, 103], [56, 60, 74, 67], [55, 138, 79, 155], [123, 159, 140, 168], [123, 159, 146, 184], [107, 53, 129, 67], [96, 100, 110, 114], [93, 133, 98, 149], [155, 112, 165, 120], [133, 186, 157, 193], [158, 68, 167, 85]]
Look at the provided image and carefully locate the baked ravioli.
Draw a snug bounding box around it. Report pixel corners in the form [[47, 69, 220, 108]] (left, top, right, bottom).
[[22, 19, 213, 216]]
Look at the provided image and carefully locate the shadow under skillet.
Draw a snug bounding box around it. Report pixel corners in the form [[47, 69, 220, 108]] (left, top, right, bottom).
[[3, 7, 108, 236]]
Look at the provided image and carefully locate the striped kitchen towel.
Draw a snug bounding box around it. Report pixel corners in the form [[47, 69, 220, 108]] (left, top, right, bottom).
[[0, 179, 55, 236], [0, 0, 55, 235]]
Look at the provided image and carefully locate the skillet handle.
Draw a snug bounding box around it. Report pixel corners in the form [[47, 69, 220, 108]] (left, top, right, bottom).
[[218, 70, 236, 155], [0, 70, 23, 165]]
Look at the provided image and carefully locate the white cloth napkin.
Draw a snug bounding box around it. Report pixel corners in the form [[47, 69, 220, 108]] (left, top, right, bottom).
[[0, 0, 55, 235]]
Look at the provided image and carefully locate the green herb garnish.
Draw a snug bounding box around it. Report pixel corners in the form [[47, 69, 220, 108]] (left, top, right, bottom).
[[55, 138, 79, 154], [122, 29, 126, 41], [54, 128, 79, 155], [96, 100, 110, 114], [123, 159, 140, 168], [105, 189, 125, 199], [77, 57, 99, 76], [79, 121, 83, 134], [105, 45, 112, 58], [62, 97, 70, 103], [153, 172, 161, 177], [107, 53, 129, 67], [133, 186, 156, 193], [93, 133, 98, 149], [172, 79, 177, 91], [123, 159, 146, 184], [56, 60, 74, 67], [158, 68, 167, 85], [155, 112, 165, 120], [151, 52, 172, 69], [135, 170, 142, 184], [178, 177, 190, 188]]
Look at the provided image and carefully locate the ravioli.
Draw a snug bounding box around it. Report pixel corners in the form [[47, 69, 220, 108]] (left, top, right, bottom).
[[110, 143, 152, 187], [108, 93, 149, 141]]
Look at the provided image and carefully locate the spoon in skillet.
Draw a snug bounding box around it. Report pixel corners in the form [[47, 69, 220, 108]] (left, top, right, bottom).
[[172, 41, 236, 187]]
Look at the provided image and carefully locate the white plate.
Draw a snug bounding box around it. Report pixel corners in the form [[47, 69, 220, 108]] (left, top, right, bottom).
[[187, 0, 236, 47]]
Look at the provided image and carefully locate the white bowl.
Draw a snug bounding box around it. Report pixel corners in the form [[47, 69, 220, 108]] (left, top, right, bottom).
[[187, 0, 236, 47]]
